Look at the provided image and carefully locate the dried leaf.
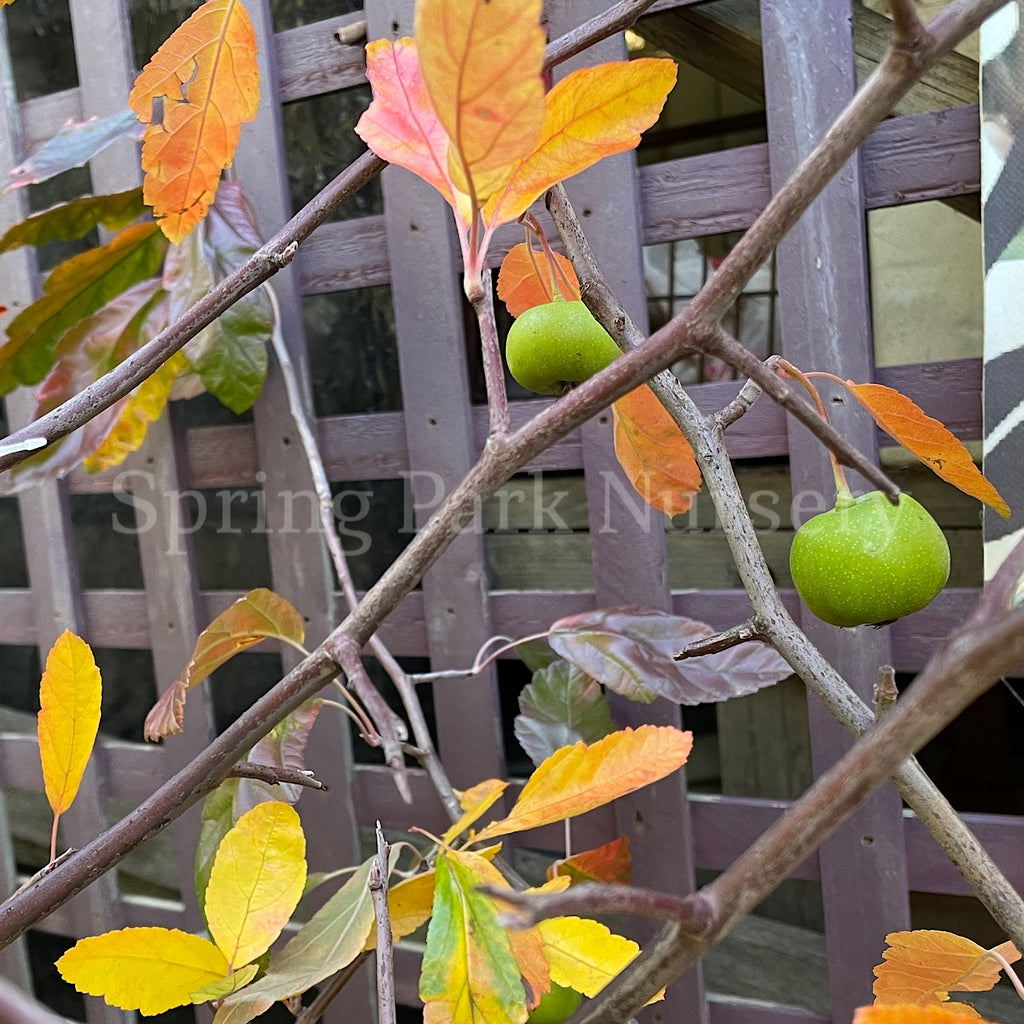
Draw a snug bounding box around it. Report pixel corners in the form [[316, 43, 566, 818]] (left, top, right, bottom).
[[613, 384, 702, 517], [0, 222, 167, 393], [0, 189, 145, 252], [514, 660, 617, 768], [205, 801, 306, 969], [221, 857, 376, 1013], [129, 0, 261, 243], [56, 928, 229, 1015], [484, 59, 677, 227], [145, 589, 304, 740], [856, 1005, 999, 1024], [4, 109, 144, 192], [548, 838, 631, 886], [549, 606, 792, 705], [419, 852, 526, 1024], [475, 726, 692, 841], [843, 383, 1010, 517], [443, 779, 509, 845], [38, 631, 102, 819], [874, 930, 1020, 1008], [537, 916, 640, 999], [497, 243, 579, 317], [415, 0, 545, 203]]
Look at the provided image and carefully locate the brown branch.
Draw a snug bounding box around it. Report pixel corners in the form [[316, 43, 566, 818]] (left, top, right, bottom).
[[487, 882, 715, 931], [0, 0, 1010, 953], [229, 762, 327, 791], [544, 0, 661, 68], [874, 665, 899, 717], [0, 977, 70, 1024], [674, 620, 763, 659], [292, 953, 370, 1024], [890, 0, 933, 50], [544, 185, 900, 501], [370, 824, 397, 1024]]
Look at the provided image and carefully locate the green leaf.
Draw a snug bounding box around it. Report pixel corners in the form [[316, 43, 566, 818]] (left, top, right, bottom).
[[514, 660, 616, 767], [0, 222, 167, 393], [164, 180, 272, 413], [419, 853, 526, 1024], [4, 108, 143, 192], [515, 637, 558, 673], [0, 189, 146, 252], [220, 856, 376, 1015], [195, 781, 237, 919]]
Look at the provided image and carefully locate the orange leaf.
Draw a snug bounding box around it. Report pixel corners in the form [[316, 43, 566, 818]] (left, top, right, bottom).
[[145, 589, 304, 740], [484, 59, 677, 228], [613, 385, 702, 517], [475, 726, 692, 841], [442, 779, 508, 845], [873, 930, 1020, 1008], [414, 0, 545, 205], [38, 631, 102, 818], [549, 837, 631, 885], [129, 0, 260, 243], [497, 243, 579, 317], [842, 383, 1010, 517], [856, 1005, 1000, 1024]]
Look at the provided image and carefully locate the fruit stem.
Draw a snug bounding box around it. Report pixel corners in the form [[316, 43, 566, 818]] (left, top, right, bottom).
[[777, 358, 852, 504], [522, 213, 579, 301], [522, 230, 554, 303]]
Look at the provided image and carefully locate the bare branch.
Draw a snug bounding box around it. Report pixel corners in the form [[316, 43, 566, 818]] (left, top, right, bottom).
[[544, 0, 660, 68], [487, 882, 715, 931], [674, 620, 763, 660], [889, 0, 932, 50], [874, 665, 899, 717], [229, 762, 327, 791], [370, 824, 397, 1024], [292, 953, 371, 1024], [0, 977, 70, 1024]]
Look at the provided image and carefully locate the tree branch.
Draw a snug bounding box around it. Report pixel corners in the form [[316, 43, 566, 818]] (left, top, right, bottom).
[[229, 762, 327, 791]]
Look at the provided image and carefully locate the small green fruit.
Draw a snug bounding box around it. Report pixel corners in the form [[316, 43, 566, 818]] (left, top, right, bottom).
[[506, 300, 620, 396], [789, 491, 950, 627], [527, 982, 583, 1024]]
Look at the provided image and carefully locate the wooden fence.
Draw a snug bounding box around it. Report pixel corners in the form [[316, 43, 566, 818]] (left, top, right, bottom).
[[0, 1, 1022, 1023]]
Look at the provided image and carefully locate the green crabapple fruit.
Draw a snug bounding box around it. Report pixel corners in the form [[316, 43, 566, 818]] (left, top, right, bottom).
[[789, 490, 950, 628], [526, 982, 583, 1024], [505, 300, 620, 396]]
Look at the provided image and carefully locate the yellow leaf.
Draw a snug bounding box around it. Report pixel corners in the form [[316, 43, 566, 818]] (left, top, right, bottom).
[[874, 931, 1020, 1008], [856, 1005, 1000, 1024], [414, 0, 545, 204], [537, 917, 639, 999], [190, 963, 259, 1003], [475, 726, 693, 841], [205, 801, 306, 969], [84, 352, 189, 473], [485, 59, 677, 227], [443, 779, 509, 845], [57, 927, 228, 1015], [128, 0, 260, 243], [38, 631, 101, 818]]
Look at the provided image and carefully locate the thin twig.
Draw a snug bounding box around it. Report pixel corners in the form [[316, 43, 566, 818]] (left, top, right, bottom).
[[674, 620, 763, 660], [370, 823, 397, 1024], [714, 368, 770, 430], [873, 665, 899, 718], [291, 952, 370, 1024], [488, 882, 715, 931], [229, 762, 327, 791], [472, 268, 511, 436], [544, 0, 660, 68]]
